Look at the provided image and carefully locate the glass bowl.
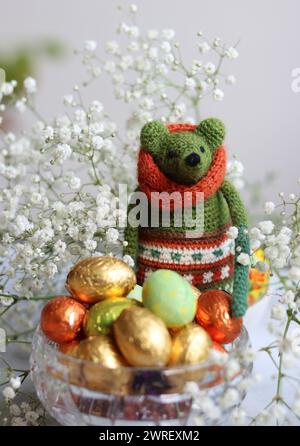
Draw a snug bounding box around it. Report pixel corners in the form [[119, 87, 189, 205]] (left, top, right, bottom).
[[30, 326, 252, 426]]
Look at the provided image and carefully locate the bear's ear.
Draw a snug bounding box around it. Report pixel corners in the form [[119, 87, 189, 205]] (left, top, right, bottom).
[[195, 118, 225, 150], [140, 120, 169, 154]]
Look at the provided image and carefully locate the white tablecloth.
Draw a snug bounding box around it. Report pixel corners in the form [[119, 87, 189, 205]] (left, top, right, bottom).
[[243, 295, 299, 425]]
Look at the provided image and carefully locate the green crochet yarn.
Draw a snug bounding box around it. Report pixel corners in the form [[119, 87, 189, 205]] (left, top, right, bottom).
[[231, 225, 250, 317], [124, 118, 250, 317], [196, 118, 225, 150]]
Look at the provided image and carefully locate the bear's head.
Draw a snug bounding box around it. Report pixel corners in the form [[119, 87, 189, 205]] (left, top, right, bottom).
[[140, 118, 225, 185]]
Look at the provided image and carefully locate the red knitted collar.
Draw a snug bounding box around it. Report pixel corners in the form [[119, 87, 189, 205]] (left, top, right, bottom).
[[137, 124, 227, 210]]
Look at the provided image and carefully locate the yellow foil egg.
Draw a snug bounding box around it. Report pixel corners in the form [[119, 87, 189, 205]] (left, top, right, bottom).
[[169, 323, 212, 366], [74, 335, 130, 394], [113, 306, 172, 367], [76, 335, 127, 367], [66, 256, 136, 304], [83, 297, 138, 336]]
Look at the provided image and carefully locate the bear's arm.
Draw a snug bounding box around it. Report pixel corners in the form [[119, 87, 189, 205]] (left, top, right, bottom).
[[221, 179, 250, 318], [220, 179, 248, 227]]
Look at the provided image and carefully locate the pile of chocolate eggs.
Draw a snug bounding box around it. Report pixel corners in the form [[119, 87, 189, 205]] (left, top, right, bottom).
[[40, 256, 243, 372]]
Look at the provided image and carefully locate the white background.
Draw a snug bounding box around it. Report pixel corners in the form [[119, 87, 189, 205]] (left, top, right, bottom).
[[1, 0, 300, 197]]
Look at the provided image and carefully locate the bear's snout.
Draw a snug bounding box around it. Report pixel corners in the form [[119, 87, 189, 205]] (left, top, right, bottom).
[[185, 152, 200, 167]]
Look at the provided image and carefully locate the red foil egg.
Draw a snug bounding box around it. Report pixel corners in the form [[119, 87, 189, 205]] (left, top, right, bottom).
[[41, 296, 87, 343], [195, 290, 243, 344]]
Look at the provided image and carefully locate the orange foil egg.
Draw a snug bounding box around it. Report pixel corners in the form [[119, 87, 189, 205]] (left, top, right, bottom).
[[58, 340, 80, 356], [195, 290, 243, 344], [41, 296, 87, 344], [212, 341, 227, 353]]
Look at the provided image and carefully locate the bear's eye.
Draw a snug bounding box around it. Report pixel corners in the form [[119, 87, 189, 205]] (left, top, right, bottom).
[[200, 146, 205, 153], [167, 149, 177, 158]]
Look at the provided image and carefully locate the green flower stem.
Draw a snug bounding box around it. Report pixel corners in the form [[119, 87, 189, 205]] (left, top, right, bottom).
[[274, 316, 292, 401]]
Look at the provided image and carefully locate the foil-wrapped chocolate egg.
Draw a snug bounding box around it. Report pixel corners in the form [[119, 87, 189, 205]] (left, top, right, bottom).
[[66, 256, 136, 304], [196, 290, 243, 344], [76, 335, 127, 367], [58, 340, 80, 357], [41, 296, 86, 343], [83, 297, 138, 336], [113, 306, 172, 367], [169, 323, 212, 366], [73, 335, 130, 394]]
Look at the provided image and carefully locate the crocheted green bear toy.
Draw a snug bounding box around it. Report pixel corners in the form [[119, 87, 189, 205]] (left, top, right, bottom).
[[124, 118, 250, 317]]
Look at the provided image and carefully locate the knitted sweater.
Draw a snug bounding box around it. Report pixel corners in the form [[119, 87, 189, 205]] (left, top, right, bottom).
[[124, 123, 250, 317]]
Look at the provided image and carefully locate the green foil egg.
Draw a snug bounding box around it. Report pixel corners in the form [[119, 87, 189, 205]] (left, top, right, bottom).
[[126, 284, 143, 302], [84, 297, 137, 336], [142, 269, 197, 328]]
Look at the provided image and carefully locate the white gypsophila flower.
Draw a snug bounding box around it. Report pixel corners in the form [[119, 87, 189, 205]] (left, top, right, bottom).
[[2, 82, 15, 96], [231, 408, 247, 425], [24, 77, 37, 94], [164, 53, 175, 65], [162, 29, 175, 40], [256, 261, 269, 273], [237, 253, 251, 266], [63, 94, 74, 106], [198, 41, 210, 54], [84, 40, 97, 53], [225, 47, 239, 59], [9, 404, 21, 417], [288, 266, 300, 281], [293, 399, 300, 417], [227, 226, 239, 239], [84, 239, 97, 251], [25, 411, 40, 425], [53, 143, 72, 163], [147, 29, 159, 40], [15, 98, 27, 113], [225, 358, 240, 379], [11, 417, 27, 426], [213, 88, 224, 101], [226, 75, 236, 84], [9, 376, 21, 390], [220, 388, 240, 409], [281, 290, 295, 306], [227, 159, 244, 177], [106, 41, 120, 55], [258, 220, 274, 235], [185, 77, 196, 89], [271, 303, 286, 320], [106, 227, 119, 243], [122, 254, 135, 267], [204, 62, 215, 74], [0, 297, 14, 306], [129, 4, 138, 13], [195, 394, 221, 420], [161, 41, 172, 53], [3, 386, 16, 400], [264, 201, 276, 215]]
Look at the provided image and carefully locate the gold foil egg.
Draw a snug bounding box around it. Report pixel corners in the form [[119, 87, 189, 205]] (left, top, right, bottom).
[[113, 306, 172, 367], [66, 256, 136, 304], [74, 335, 130, 394], [76, 335, 127, 367], [83, 297, 138, 336], [169, 323, 212, 366]]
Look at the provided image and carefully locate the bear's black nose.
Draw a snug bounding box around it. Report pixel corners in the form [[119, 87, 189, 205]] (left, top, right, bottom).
[[185, 152, 200, 167]]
